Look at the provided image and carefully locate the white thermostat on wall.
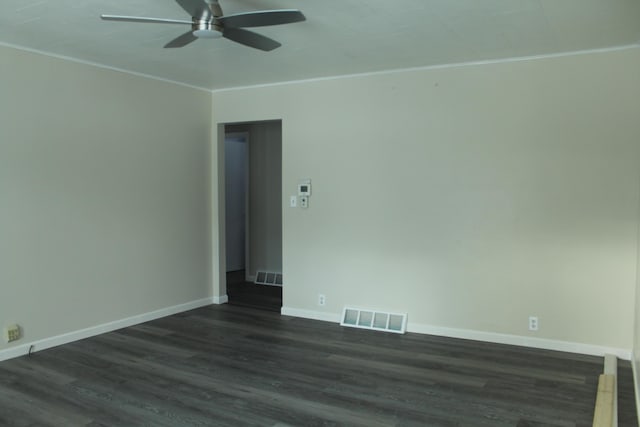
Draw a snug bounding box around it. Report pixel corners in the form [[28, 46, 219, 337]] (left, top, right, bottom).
[[298, 180, 311, 196]]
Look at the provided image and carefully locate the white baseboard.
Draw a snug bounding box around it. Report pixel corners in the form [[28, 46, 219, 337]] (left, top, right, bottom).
[[280, 306, 631, 360], [281, 307, 341, 323], [407, 322, 631, 360], [3, 301, 630, 364], [213, 294, 228, 304], [0, 297, 214, 362]]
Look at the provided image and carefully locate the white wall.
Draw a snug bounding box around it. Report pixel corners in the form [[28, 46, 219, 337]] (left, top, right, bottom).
[[0, 45, 213, 353], [1, 42, 637, 361], [212, 47, 640, 352]]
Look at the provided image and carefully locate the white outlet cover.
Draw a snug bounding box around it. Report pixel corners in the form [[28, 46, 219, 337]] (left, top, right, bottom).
[[4, 324, 19, 342]]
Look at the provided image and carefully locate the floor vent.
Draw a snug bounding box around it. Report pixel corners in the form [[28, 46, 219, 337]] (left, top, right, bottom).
[[254, 271, 283, 287], [340, 307, 407, 334]]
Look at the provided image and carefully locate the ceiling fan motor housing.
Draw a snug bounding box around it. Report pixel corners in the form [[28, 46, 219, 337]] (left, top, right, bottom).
[[193, 20, 222, 38]]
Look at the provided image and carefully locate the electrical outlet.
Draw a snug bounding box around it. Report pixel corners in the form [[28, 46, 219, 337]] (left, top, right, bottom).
[[4, 324, 20, 343], [528, 316, 539, 331], [318, 294, 326, 306]]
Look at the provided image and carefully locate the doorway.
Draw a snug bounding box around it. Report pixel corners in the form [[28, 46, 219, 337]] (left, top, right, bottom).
[[223, 121, 283, 312], [224, 133, 248, 273]]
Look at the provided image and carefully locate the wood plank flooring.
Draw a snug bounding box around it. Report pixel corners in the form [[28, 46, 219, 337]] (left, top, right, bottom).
[[0, 305, 637, 426]]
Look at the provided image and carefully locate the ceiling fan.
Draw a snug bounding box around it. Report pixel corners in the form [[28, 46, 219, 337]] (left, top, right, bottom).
[[101, 0, 305, 51]]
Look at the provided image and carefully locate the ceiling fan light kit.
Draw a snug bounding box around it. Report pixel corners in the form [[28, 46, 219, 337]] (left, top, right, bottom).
[[100, 0, 305, 51], [192, 22, 222, 39]]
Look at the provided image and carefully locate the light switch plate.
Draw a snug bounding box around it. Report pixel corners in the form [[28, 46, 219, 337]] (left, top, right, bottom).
[[290, 195, 297, 207]]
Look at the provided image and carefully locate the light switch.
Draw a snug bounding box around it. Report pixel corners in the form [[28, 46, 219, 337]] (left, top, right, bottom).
[[290, 195, 297, 208]]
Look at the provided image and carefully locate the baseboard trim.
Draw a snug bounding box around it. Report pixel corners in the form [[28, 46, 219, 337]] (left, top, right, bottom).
[[0, 297, 214, 362], [280, 307, 631, 359], [213, 294, 228, 304], [281, 307, 341, 323], [407, 323, 631, 360]]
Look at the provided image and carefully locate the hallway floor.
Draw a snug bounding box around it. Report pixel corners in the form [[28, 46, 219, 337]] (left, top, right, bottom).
[[226, 270, 282, 312]]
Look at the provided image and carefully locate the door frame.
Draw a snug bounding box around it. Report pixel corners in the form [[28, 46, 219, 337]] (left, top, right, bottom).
[[213, 120, 283, 304]]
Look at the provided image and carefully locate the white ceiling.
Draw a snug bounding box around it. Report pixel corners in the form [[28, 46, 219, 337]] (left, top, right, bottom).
[[1, 0, 639, 90]]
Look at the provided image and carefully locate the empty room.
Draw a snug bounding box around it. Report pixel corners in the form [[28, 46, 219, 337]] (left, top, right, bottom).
[[1, 0, 640, 425]]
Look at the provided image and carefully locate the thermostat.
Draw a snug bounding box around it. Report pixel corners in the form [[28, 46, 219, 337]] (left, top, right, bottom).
[[298, 181, 311, 196]]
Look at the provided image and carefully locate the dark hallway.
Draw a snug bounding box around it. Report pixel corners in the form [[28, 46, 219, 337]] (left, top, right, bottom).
[[226, 270, 282, 312]]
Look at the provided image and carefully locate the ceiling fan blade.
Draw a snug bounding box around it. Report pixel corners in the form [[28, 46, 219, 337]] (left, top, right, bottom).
[[174, 0, 212, 19], [164, 31, 198, 48], [218, 10, 305, 29], [101, 15, 192, 25], [223, 28, 281, 51]]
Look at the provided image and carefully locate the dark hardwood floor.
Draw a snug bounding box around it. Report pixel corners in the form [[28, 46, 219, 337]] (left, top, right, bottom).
[[0, 304, 637, 426], [226, 270, 282, 312]]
